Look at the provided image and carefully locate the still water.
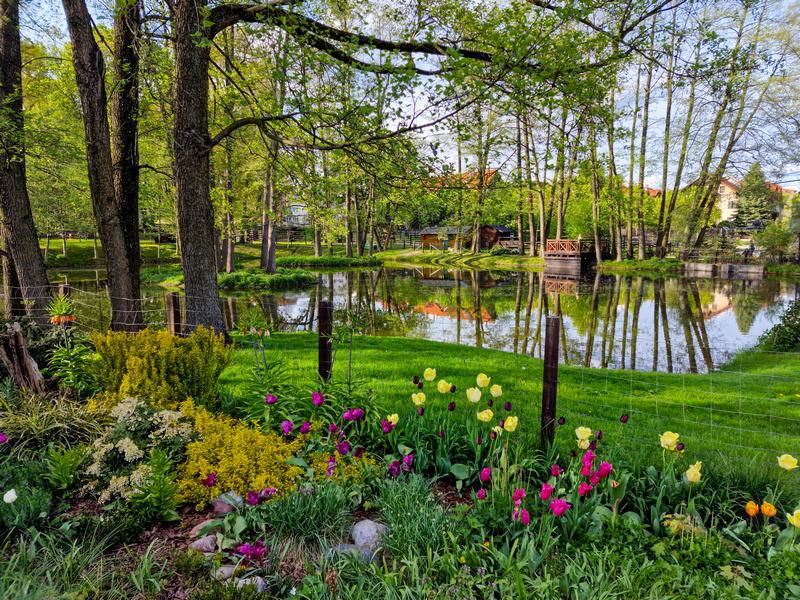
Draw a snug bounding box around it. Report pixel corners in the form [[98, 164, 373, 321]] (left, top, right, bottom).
[[58, 267, 798, 374]]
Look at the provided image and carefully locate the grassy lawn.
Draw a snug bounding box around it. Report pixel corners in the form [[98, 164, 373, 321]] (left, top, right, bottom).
[[376, 248, 545, 269], [221, 333, 800, 481]]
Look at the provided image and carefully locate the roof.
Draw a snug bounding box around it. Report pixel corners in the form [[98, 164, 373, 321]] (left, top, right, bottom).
[[481, 224, 514, 233], [428, 169, 499, 192], [419, 226, 472, 236]]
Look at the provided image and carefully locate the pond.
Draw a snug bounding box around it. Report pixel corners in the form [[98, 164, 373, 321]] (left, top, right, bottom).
[[51, 266, 799, 374]]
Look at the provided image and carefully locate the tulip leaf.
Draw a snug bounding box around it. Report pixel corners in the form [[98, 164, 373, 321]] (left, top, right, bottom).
[[286, 457, 309, 469], [450, 464, 469, 480], [233, 515, 247, 538], [621, 511, 643, 526], [774, 525, 795, 551]]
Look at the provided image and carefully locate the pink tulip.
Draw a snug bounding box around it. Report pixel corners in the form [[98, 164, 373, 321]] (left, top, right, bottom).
[[512, 489, 526, 503], [540, 483, 554, 501], [477, 489, 486, 500], [551, 465, 564, 477], [589, 471, 600, 485], [581, 463, 592, 478], [550, 498, 571, 516], [597, 461, 614, 478], [578, 482, 594, 496], [521, 509, 530, 525], [480, 467, 491, 482]]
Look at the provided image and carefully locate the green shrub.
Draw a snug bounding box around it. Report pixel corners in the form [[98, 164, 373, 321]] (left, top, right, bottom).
[[758, 300, 800, 351], [489, 246, 514, 256], [93, 326, 232, 411], [217, 268, 317, 290], [0, 391, 109, 457], [44, 445, 88, 492]]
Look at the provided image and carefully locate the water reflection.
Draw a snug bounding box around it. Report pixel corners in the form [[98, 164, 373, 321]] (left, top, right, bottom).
[[33, 267, 797, 374], [255, 268, 793, 374]]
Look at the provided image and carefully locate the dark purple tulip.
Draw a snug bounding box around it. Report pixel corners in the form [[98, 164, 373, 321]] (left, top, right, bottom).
[[490, 431, 497, 440], [487, 399, 493, 407], [620, 414, 629, 423], [439, 430, 445, 438], [504, 402, 512, 412], [476, 437, 483, 445], [595, 430, 603, 440], [675, 443, 685, 451], [418, 407, 424, 416], [413, 376, 420, 385], [353, 446, 365, 458], [589, 441, 597, 450], [417, 382, 424, 389], [569, 450, 576, 457], [499, 420, 505, 428], [558, 417, 566, 425], [447, 402, 456, 412], [450, 385, 456, 393]]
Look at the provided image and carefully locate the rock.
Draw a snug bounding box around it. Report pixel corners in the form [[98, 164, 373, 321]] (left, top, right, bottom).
[[211, 500, 235, 515], [234, 576, 267, 592], [211, 565, 236, 581], [190, 519, 220, 538], [351, 520, 387, 552], [189, 535, 217, 553], [218, 491, 244, 507]]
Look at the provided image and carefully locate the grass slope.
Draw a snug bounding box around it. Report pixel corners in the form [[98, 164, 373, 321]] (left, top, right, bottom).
[[375, 248, 545, 269], [221, 333, 800, 476]]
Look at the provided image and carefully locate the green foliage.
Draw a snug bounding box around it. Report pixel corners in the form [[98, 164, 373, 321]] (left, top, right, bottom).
[[734, 163, 781, 225], [187, 584, 264, 600], [759, 300, 800, 351], [243, 481, 354, 546], [755, 221, 795, 262], [129, 450, 180, 522], [43, 445, 87, 492], [0, 391, 109, 458], [376, 474, 451, 556], [126, 540, 174, 597], [488, 246, 515, 256], [93, 327, 232, 411], [275, 256, 381, 267], [218, 268, 318, 290], [47, 342, 101, 397], [0, 458, 53, 530]]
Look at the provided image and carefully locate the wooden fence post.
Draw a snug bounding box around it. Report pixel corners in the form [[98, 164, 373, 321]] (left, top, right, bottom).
[[58, 284, 71, 297], [318, 300, 333, 382], [541, 316, 560, 446], [166, 292, 181, 335]]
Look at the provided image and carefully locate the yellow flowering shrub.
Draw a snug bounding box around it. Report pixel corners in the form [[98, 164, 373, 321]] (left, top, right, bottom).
[[92, 327, 232, 410], [176, 401, 308, 508], [306, 451, 378, 485]]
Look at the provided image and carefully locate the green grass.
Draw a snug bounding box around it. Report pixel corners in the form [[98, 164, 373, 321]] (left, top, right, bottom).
[[40, 238, 179, 268], [140, 266, 318, 290], [221, 333, 800, 479], [766, 264, 800, 277], [375, 248, 545, 269], [598, 258, 685, 272]]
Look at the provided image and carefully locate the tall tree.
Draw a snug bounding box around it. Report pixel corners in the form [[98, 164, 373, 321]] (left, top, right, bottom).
[[0, 0, 51, 319], [734, 162, 781, 224]]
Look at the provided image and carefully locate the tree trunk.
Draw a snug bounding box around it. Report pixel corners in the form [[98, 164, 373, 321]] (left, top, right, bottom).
[[637, 28, 654, 260], [62, 0, 143, 330], [172, 0, 225, 334], [111, 0, 143, 320], [260, 141, 279, 273], [0, 0, 51, 321], [626, 64, 642, 259]]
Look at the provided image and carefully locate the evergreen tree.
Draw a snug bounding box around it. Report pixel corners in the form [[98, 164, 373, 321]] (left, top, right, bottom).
[[734, 163, 781, 225]]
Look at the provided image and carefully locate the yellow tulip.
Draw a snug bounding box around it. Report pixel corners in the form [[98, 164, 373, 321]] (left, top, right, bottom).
[[437, 380, 450, 394], [577, 439, 590, 450], [659, 431, 680, 451], [575, 426, 592, 441], [490, 385, 502, 398], [387, 414, 399, 425], [778, 454, 798, 470], [690, 461, 701, 472], [466, 388, 482, 403], [788, 509, 800, 528], [746, 501, 759, 517], [686, 467, 701, 484], [492, 426, 503, 437], [412, 393, 426, 406], [503, 416, 518, 432], [476, 373, 491, 388], [477, 409, 493, 422], [423, 368, 436, 381]]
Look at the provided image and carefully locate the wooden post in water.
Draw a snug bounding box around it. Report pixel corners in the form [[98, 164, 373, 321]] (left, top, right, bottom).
[[319, 300, 333, 382], [166, 292, 181, 335], [541, 315, 560, 446]]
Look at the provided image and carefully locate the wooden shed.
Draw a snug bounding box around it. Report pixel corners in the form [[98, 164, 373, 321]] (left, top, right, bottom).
[[419, 226, 472, 250], [479, 224, 515, 249]]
